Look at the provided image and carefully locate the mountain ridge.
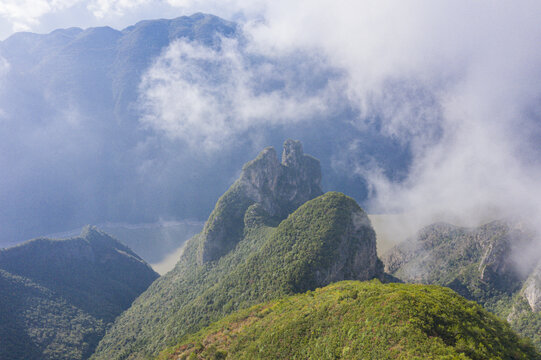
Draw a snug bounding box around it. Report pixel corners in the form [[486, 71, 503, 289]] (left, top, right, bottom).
[[162, 280, 540, 360]]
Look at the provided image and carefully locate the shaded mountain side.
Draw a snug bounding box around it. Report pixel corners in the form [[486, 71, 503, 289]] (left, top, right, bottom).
[[383, 220, 541, 350], [162, 281, 540, 360], [0, 227, 159, 360], [0, 13, 243, 245], [0, 269, 104, 360], [91, 141, 384, 360]]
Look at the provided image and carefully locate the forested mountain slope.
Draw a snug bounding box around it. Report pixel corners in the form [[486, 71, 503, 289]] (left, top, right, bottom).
[[383, 221, 541, 350], [163, 281, 540, 360], [91, 140, 386, 359], [0, 226, 158, 359]]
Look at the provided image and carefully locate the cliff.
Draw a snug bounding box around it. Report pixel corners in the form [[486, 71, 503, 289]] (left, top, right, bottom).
[[198, 139, 322, 263]]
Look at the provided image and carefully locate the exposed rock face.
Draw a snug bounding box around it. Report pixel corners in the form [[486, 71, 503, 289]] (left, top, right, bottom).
[[198, 139, 323, 264], [240, 139, 322, 217], [522, 260, 541, 312], [383, 220, 537, 294], [475, 225, 538, 292]]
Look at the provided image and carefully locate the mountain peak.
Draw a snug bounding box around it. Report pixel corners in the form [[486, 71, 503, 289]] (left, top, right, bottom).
[[240, 139, 322, 217], [199, 140, 322, 263], [281, 138, 303, 167], [92, 191, 386, 360], [80, 224, 101, 237]]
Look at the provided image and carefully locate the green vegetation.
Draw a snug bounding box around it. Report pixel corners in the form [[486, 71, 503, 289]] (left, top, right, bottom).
[[0, 269, 105, 360], [508, 296, 541, 350], [383, 221, 541, 351], [160, 281, 540, 360], [91, 192, 382, 359], [197, 182, 255, 263], [92, 142, 539, 359], [0, 227, 158, 360]]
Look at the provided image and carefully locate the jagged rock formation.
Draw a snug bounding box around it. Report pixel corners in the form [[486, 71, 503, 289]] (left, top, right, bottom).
[[505, 258, 541, 350], [242, 140, 322, 217], [523, 261, 541, 312], [0, 226, 158, 360], [198, 139, 322, 263], [383, 220, 541, 350], [91, 141, 384, 360]]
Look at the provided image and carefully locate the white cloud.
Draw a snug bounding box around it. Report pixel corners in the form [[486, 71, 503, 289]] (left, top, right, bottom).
[[131, 0, 532, 255], [0, 0, 80, 32], [139, 37, 339, 150], [2, 0, 541, 247], [133, 1, 541, 246], [0, 55, 9, 75], [253, 0, 541, 245], [87, 0, 152, 18]]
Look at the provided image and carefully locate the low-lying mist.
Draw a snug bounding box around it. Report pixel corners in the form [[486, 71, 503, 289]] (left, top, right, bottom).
[[238, 1, 541, 258]]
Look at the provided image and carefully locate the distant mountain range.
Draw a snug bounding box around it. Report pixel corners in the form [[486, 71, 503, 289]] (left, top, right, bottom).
[[0, 13, 411, 246], [0, 226, 158, 359]]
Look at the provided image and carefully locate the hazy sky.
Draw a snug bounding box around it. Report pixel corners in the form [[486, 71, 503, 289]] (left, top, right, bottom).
[[2, 1, 541, 251]]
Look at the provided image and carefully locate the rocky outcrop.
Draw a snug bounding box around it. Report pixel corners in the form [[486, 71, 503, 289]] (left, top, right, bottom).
[[522, 260, 541, 312], [198, 139, 323, 264], [239, 139, 322, 217]]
